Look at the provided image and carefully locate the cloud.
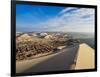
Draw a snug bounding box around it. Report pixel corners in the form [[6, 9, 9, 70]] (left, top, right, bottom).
[[32, 7, 94, 33], [58, 7, 80, 15]]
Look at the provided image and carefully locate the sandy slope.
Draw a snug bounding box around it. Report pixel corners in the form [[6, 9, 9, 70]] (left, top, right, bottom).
[[16, 51, 62, 73], [75, 43, 95, 69], [16, 45, 79, 73], [16, 43, 94, 73], [24, 45, 79, 73]]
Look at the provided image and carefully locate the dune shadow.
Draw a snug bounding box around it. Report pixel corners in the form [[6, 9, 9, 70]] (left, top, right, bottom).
[[22, 44, 79, 74]]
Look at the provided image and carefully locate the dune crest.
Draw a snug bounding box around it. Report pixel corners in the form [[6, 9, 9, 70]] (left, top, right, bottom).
[[75, 43, 95, 69]]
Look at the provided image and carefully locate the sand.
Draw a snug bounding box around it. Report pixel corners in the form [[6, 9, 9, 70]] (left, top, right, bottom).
[[75, 43, 95, 69], [16, 49, 66, 73], [16, 43, 95, 73]]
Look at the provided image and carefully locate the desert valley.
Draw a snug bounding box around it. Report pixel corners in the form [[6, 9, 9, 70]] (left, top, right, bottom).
[[16, 32, 95, 73]]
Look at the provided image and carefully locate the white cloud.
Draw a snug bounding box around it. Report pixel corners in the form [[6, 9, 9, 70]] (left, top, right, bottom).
[[34, 7, 95, 33], [58, 7, 78, 15]]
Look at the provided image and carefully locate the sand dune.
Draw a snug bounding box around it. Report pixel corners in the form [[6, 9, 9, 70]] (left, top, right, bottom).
[[75, 43, 95, 69], [16, 43, 95, 73], [16, 45, 79, 73], [16, 49, 66, 73]]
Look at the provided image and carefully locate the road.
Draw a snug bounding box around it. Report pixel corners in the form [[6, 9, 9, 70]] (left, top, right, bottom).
[[21, 44, 79, 73]]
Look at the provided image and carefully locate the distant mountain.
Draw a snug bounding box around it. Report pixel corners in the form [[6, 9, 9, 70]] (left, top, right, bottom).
[[66, 32, 94, 39]]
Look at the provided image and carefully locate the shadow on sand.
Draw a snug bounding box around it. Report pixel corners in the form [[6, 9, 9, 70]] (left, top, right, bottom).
[[22, 44, 79, 74]]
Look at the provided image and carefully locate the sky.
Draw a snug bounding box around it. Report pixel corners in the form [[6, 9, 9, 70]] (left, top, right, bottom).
[[16, 4, 95, 33]]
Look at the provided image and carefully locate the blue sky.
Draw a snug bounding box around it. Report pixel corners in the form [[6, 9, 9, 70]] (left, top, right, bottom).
[[16, 4, 94, 33]]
